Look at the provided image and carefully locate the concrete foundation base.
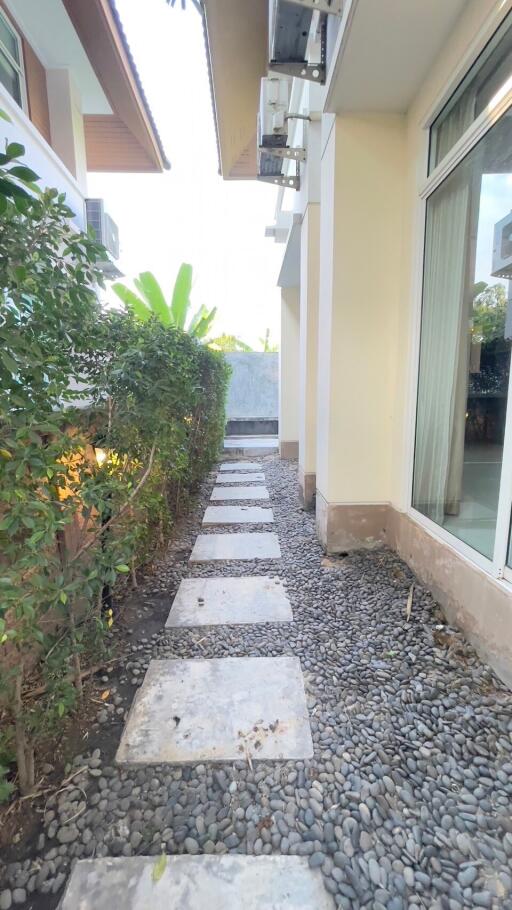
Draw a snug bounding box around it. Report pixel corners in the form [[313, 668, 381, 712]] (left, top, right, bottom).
[[280, 440, 299, 460], [315, 491, 512, 688], [298, 468, 316, 511], [316, 491, 389, 552]]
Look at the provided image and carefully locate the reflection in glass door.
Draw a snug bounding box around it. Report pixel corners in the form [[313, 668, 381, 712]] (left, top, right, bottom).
[[413, 114, 512, 560]]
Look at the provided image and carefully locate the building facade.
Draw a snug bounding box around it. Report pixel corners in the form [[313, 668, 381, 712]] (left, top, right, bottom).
[[204, 0, 512, 685], [0, 0, 167, 241]]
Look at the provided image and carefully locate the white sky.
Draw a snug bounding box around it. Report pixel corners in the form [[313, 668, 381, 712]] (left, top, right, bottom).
[[88, 0, 283, 348]]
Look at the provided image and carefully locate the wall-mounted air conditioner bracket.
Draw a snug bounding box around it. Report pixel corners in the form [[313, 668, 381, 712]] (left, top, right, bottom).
[[269, 60, 325, 84], [285, 0, 343, 16], [259, 146, 306, 162], [257, 174, 301, 190]]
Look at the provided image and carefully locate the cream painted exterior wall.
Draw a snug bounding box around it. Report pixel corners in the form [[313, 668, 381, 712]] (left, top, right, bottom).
[[310, 0, 512, 680], [298, 201, 320, 503], [279, 287, 300, 458], [46, 68, 87, 193], [316, 113, 405, 508]]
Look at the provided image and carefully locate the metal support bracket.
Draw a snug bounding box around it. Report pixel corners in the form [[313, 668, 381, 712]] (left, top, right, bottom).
[[284, 0, 343, 16], [257, 174, 301, 190], [269, 60, 325, 84], [259, 146, 307, 162]]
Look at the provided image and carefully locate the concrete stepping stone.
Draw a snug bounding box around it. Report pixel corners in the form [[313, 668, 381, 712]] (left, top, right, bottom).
[[116, 656, 313, 764], [216, 472, 265, 483], [59, 855, 334, 909], [190, 532, 280, 561], [219, 461, 261, 471], [211, 485, 269, 501], [165, 576, 292, 627], [203, 505, 273, 525]]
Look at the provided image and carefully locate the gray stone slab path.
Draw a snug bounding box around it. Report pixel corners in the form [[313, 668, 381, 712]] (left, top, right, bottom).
[[165, 576, 292, 627], [210, 485, 269, 501], [216, 472, 265, 483], [189, 532, 281, 562], [202, 505, 273, 525], [59, 855, 334, 909], [116, 656, 314, 765], [219, 461, 261, 471]]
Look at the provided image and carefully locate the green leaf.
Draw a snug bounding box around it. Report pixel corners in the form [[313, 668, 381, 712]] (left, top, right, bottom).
[[5, 141, 24, 160], [57, 702, 65, 717], [0, 177, 30, 199], [112, 283, 151, 322], [114, 564, 130, 573], [59, 591, 68, 605], [0, 109, 12, 122], [8, 165, 39, 183], [152, 853, 167, 884], [191, 306, 217, 340], [0, 351, 18, 375], [134, 272, 170, 326], [170, 263, 193, 330]]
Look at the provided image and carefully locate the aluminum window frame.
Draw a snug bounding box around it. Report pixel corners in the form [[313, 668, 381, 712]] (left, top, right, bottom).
[[407, 4, 512, 585], [0, 8, 27, 114]]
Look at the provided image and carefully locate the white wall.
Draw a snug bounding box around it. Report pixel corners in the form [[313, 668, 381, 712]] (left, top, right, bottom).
[[280, 287, 300, 444], [0, 81, 86, 229]]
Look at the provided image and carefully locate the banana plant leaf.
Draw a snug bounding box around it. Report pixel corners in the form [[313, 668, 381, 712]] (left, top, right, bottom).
[[192, 305, 217, 339], [134, 272, 170, 326], [170, 263, 193, 329], [112, 282, 151, 322]]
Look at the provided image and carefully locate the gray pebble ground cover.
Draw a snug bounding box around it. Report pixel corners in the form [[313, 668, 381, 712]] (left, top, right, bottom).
[[1, 456, 512, 909]]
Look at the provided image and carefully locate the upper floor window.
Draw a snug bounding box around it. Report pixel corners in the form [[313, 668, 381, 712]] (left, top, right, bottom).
[[0, 10, 25, 110], [429, 11, 512, 173]]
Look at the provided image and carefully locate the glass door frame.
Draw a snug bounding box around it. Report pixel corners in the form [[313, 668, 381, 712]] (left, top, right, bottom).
[[408, 52, 512, 583]]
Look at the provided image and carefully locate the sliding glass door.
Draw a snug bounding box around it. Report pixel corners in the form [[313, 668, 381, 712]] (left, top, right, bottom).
[[413, 116, 512, 560]]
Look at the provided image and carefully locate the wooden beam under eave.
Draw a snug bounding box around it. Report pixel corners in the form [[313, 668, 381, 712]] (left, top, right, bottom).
[[63, 0, 168, 172]]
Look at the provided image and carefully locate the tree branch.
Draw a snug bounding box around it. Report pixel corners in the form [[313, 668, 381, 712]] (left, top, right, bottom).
[[69, 439, 158, 564]]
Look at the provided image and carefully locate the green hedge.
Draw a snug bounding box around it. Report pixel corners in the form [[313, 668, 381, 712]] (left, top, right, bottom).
[[0, 187, 229, 798]]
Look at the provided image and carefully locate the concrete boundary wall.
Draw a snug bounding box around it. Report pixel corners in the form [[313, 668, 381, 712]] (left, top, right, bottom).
[[225, 354, 278, 431]]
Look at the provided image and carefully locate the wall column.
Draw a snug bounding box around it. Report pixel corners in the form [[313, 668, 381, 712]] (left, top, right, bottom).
[[316, 114, 405, 551], [298, 202, 320, 507], [46, 69, 87, 192], [279, 287, 300, 459]]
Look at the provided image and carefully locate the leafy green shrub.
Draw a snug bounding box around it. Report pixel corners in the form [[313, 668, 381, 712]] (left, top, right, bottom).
[[0, 151, 229, 798]]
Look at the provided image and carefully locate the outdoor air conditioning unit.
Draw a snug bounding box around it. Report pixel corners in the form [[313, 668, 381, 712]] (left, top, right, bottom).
[[268, 0, 342, 85], [491, 211, 512, 280], [85, 198, 122, 278], [257, 76, 304, 190]]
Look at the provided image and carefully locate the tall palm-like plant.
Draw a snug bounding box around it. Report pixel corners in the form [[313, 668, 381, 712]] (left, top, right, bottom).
[[112, 264, 217, 340]]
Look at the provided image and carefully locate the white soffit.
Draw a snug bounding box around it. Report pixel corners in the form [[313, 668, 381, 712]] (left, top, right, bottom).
[[5, 0, 112, 114], [326, 0, 468, 114], [278, 220, 301, 289]]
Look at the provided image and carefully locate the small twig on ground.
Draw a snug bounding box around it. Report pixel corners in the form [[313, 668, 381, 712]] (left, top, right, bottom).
[[405, 584, 414, 622], [24, 658, 119, 699]]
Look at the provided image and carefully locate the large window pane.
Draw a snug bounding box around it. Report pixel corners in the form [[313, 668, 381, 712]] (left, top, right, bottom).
[[0, 51, 21, 105], [413, 113, 512, 559], [429, 12, 512, 173], [0, 15, 19, 64]]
